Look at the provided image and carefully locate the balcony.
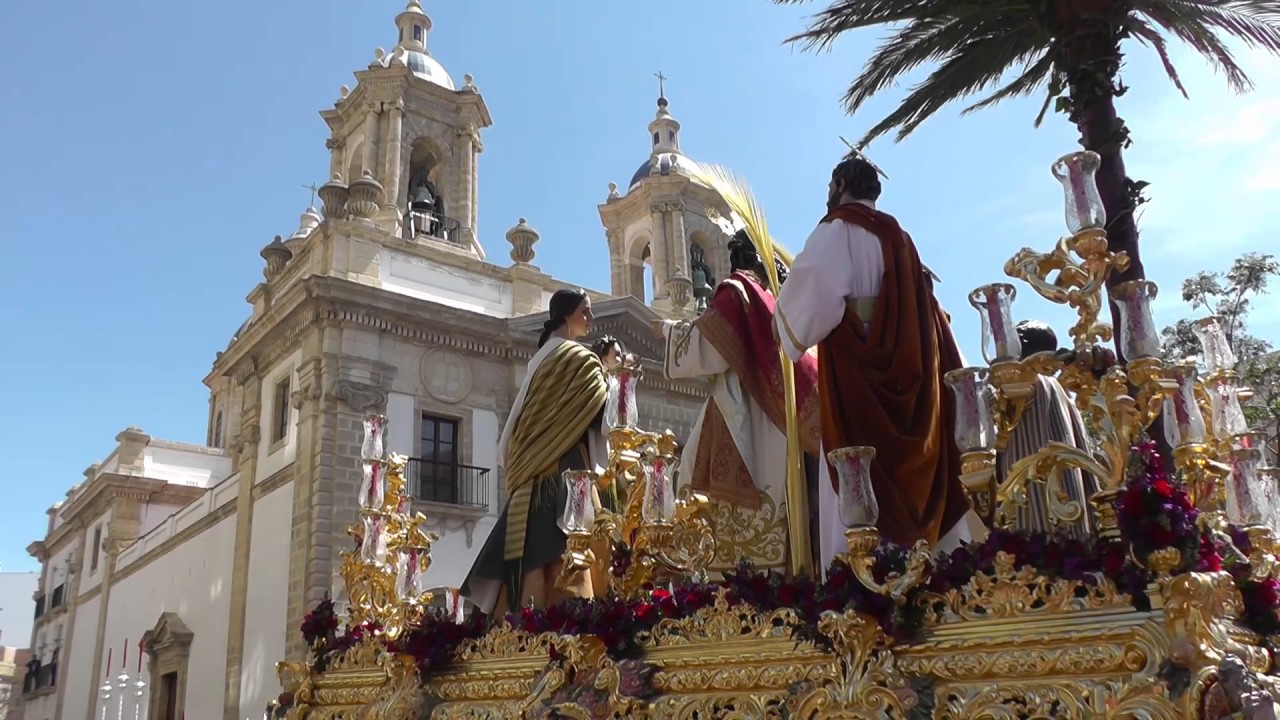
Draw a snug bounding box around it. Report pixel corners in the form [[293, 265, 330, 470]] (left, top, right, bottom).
[[403, 209, 463, 246], [22, 661, 57, 695], [406, 458, 490, 510]]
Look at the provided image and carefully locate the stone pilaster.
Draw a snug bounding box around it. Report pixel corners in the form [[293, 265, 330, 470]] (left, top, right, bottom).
[[670, 203, 689, 276], [382, 100, 404, 208], [510, 264, 548, 316], [454, 124, 479, 250], [606, 229, 626, 297], [360, 102, 381, 175], [649, 203, 670, 300], [284, 328, 333, 661], [220, 372, 261, 720], [52, 529, 86, 720]]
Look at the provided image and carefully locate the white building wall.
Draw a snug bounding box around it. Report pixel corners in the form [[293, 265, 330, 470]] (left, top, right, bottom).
[[78, 510, 112, 597], [97, 514, 237, 720], [257, 351, 302, 481], [59, 593, 102, 720], [237, 480, 295, 719], [387, 392, 416, 457], [378, 249, 515, 317], [143, 445, 232, 488]]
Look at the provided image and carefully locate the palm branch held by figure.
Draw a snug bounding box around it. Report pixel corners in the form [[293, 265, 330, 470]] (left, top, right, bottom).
[[774, 0, 1280, 291]]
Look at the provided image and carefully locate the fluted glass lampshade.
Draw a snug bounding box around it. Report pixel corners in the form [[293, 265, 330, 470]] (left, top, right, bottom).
[[828, 446, 878, 528]]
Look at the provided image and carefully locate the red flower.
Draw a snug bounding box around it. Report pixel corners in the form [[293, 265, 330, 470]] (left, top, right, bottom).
[[1101, 545, 1126, 576], [1152, 479, 1174, 498], [634, 602, 657, 626]]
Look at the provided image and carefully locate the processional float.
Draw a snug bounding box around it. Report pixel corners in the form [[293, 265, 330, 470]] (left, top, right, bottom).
[[274, 151, 1280, 719]]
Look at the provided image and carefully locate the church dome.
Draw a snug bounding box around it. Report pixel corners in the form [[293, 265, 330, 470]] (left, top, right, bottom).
[[378, 47, 455, 90], [629, 152, 706, 189]]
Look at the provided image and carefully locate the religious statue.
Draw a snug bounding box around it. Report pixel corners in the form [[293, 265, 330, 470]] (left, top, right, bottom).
[[461, 289, 612, 612], [992, 320, 1098, 538], [774, 151, 985, 568], [654, 230, 822, 574]]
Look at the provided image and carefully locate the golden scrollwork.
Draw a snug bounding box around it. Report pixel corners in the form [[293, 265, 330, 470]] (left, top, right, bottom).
[[919, 551, 1130, 625], [704, 492, 788, 573], [841, 526, 931, 605], [1003, 228, 1124, 351], [788, 610, 915, 719]]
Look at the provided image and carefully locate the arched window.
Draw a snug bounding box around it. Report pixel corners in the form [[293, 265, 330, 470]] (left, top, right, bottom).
[[211, 410, 224, 449]]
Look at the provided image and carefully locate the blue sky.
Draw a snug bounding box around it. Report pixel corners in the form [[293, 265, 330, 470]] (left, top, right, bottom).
[[1, 1, 1277, 572]]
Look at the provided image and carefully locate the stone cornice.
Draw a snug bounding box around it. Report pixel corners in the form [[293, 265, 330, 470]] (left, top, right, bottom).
[[211, 274, 709, 399], [53, 474, 171, 535]]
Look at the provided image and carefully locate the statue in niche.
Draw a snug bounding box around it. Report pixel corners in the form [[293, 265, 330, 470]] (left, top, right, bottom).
[[690, 244, 715, 315], [408, 175, 446, 238]]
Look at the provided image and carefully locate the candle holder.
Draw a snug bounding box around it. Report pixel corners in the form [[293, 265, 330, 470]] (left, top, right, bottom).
[[1111, 280, 1162, 361], [969, 283, 1022, 364], [1051, 151, 1107, 235], [1193, 315, 1237, 376], [943, 368, 999, 522], [556, 470, 599, 593], [828, 446, 930, 605], [339, 414, 438, 640], [604, 352, 642, 430]]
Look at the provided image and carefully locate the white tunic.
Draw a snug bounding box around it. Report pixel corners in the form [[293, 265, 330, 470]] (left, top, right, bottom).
[[662, 315, 790, 572], [775, 205, 986, 569]]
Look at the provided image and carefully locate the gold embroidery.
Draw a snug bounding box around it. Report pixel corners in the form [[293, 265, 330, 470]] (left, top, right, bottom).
[[670, 320, 694, 366]]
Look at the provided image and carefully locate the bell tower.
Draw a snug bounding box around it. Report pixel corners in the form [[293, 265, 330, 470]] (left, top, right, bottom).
[[598, 85, 734, 318], [318, 0, 492, 258]]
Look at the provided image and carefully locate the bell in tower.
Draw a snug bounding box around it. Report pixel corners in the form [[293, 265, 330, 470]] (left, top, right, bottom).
[[319, 0, 492, 258]]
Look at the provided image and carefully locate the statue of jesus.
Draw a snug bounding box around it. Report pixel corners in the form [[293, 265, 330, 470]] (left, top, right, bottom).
[[774, 152, 985, 567]]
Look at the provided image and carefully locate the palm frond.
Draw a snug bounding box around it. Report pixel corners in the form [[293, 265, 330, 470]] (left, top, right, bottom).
[[844, 14, 993, 113], [960, 51, 1056, 115], [858, 32, 1045, 144], [780, 0, 940, 52], [682, 163, 792, 291], [1129, 19, 1190, 97], [1134, 1, 1255, 91]]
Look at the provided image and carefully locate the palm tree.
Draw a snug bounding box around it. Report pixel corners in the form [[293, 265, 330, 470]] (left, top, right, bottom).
[[775, 0, 1280, 291]]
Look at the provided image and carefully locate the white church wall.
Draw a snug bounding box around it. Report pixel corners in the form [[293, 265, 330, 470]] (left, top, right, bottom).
[[45, 542, 76, 598], [387, 392, 416, 457], [472, 409, 500, 514], [115, 473, 239, 572], [142, 443, 232, 489], [379, 249, 515, 317], [98, 514, 237, 720], [79, 509, 112, 596], [257, 351, 302, 481], [238, 480, 295, 719], [59, 592, 101, 720]]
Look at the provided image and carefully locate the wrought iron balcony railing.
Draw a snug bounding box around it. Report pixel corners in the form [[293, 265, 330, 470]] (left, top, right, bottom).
[[405, 458, 490, 509], [403, 209, 464, 246]]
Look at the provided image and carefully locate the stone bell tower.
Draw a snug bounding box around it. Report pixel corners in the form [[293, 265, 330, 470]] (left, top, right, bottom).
[[317, 0, 492, 258], [598, 86, 735, 318]]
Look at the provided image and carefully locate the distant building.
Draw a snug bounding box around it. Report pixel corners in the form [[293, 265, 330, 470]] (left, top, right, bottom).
[[14, 2, 759, 718]]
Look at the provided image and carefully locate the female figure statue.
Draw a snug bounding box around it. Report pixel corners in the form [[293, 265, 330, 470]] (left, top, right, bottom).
[[462, 289, 611, 613]]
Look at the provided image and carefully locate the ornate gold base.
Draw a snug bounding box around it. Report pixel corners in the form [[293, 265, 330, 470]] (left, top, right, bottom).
[[280, 567, 1275, 719]]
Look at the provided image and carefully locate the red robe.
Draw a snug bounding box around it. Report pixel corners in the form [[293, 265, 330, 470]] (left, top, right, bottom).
[[686, 270, 821, 509], [817, 203, 971, 546]]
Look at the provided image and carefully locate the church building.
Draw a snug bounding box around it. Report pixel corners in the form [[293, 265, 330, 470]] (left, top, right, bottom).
[[15, 3, 757, 719]]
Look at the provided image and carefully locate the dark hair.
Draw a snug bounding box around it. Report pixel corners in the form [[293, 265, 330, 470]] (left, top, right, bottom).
[[831, 156, 882, 203], [538, 288, 589, 348], [728, 229, 788, 285], [590, 334, 621, 359], [1016, 320, 1058, 359]]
